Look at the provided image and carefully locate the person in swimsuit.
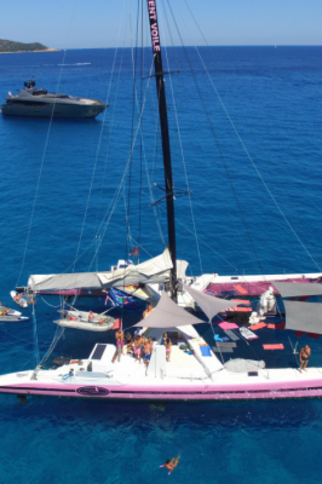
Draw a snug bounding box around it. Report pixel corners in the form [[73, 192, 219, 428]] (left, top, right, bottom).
[[163, 457, 180, 473], [112, 329, 125, 363], [164, 337, 172, 362], [3, 306, 9, 316], [299, 345, 311, 373], [133, 335, 142, 362], [14, 293, 35, 306], [161, 332, 167, 345], [125, 333, 134, 355], [143, 301, 153, 319], [143, 340, 151, 367]]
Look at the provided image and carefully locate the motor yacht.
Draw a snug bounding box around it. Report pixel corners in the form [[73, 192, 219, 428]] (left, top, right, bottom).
[[1, 80, 108, 119]]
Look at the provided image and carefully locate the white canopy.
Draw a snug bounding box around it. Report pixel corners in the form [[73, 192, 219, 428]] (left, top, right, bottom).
[[284, 300, 322, 335], [184, 285, 236, 321], [28, 249, 174, 293], [134, 291, 204, 328], [273, 281, 322, 298]]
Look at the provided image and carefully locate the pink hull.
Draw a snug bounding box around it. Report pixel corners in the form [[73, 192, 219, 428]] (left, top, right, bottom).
[[2, 380, 322, 401]]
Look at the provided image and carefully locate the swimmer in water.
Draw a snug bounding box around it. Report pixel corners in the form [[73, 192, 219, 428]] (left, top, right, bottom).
[[162, 456, 180, 473]]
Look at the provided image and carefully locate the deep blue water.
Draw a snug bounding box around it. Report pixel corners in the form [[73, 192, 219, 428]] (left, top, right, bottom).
[[1, 46, 322, 483]]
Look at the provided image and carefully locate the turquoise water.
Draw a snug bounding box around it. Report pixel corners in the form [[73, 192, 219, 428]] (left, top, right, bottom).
[[1, 47, 322, 482]]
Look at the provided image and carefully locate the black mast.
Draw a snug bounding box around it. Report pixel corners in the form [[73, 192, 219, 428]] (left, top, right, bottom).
[[146, 0, 177, 301]]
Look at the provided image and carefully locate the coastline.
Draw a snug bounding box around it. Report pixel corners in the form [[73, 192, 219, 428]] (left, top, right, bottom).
[[0, 48, 60, 54]]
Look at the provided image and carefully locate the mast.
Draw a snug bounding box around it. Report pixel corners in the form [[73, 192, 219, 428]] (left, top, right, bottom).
[[146, 0, 177, 301]]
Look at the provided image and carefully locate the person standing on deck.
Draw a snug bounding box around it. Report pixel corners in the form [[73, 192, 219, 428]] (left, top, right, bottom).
[[299, 345, 311, 373]]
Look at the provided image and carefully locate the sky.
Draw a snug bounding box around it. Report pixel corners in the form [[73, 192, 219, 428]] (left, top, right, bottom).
[[0, 0, 322, 49]]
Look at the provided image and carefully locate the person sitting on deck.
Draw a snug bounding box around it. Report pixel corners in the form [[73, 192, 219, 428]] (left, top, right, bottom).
[[161, 457, 180, 474], [1, 306, 9, 316], [143, 301, 153, 319], [142, 340, 151, 367], [88, 311, 95, 321], [299, 345, 311, 373]]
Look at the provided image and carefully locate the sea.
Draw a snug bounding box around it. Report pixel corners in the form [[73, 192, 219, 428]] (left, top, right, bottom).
[[0, 46, 322, 483]]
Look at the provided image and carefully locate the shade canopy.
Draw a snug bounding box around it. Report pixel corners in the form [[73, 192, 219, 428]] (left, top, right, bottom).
[[28, 249, 174, 293], [134, 291, 204, 328], [284, 300, 322, 335], [272, 281, 322, 298], [184, 285, 236, 321]]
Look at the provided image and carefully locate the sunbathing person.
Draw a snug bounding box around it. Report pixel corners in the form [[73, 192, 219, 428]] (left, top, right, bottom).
[[14, 293, 35, 306]]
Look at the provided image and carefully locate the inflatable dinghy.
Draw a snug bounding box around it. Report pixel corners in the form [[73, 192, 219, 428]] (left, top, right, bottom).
[[54, 309, 115, 332], [0, 315, 30, 323]]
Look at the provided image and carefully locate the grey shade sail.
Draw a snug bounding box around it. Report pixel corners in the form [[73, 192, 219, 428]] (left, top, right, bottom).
[[184, 285, 236, 321], [284, 300, 322, 334], [272, 281, 322, 298], [133, 291, 204, 328], [28, 250, 173, 293]]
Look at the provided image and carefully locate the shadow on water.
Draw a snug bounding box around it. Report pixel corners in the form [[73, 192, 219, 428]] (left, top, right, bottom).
[[0, 393, 320, 430]]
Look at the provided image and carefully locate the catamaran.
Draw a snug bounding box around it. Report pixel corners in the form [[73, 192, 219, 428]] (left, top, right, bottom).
[[1, 0, 322, 401]]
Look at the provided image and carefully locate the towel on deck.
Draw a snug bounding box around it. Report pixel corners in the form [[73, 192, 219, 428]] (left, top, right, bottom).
[[250, 322, 267, 331], [218, 321, 239, 330], [200, 345, 212, 357], [263, 344, 284, 350], [234, 284, 248, 295]]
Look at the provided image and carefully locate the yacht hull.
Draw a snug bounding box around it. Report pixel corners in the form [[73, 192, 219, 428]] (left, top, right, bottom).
[[1, 101, 107, 119], [2, 372, 322, 401]]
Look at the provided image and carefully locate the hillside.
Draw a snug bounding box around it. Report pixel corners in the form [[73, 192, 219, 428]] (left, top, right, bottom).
[[0, 39, 50, 53]]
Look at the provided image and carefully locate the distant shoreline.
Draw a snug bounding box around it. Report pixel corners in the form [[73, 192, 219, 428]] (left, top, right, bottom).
[[0, 48, 60, 54]]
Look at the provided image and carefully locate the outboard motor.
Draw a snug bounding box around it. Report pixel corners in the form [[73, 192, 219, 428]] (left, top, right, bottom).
[[24, 79, 36, 89]]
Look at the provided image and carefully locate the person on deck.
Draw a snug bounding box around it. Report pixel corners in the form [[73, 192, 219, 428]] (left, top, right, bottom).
[[125, 333, 134, 355], [143, 301, 153, 319], [299, 345, 311, 373], [142, 340, 151, 367], [161, 332, 167, 345], [133, 335, 142, 362], [14, 293, 35, 306], [2, 306, 9, 316], [112, 329, 125, 363], [88, 311, 95, 321], [164, 337, 172, 362]]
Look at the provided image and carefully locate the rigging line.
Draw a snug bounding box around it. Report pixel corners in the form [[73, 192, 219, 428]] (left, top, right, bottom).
[[167, 0, 264, 274], [126, 0, 141, 254], [16, 0, 79, 287], [178, 3, 321, 272], [73, 40, 126, 269], [138, 0, 144, 255], [145, 191, 238, 270], [94, 2, 127, 231], [159, 2, 203, 275], [158, 9, 254, 274], [183, 0, 317, 258], [90, 60, 157, 266]]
